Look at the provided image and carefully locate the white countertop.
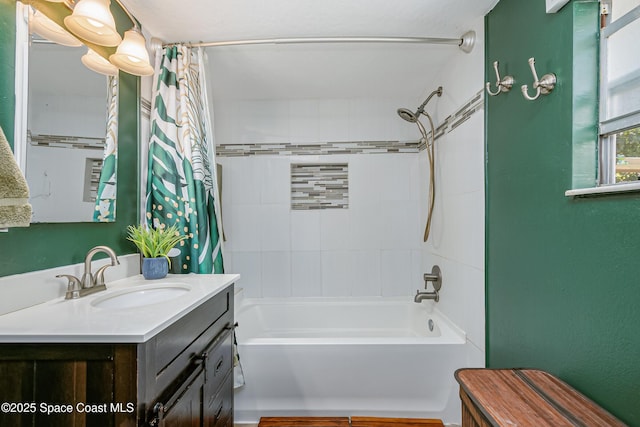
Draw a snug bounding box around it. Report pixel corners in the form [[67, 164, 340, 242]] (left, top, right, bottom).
[[0, 273, 239, 344]]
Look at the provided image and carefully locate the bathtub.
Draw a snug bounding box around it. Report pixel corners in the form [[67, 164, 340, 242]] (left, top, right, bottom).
[[233, 295, 467, 424]]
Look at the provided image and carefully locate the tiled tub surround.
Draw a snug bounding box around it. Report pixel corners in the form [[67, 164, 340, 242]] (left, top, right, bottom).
[[215, 90, 484, 299], [218, 152, 423, 298]]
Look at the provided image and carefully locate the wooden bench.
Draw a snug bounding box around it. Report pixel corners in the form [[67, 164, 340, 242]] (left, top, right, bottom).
[[454, 368, 627, 427], [257, 417, 444, 427]]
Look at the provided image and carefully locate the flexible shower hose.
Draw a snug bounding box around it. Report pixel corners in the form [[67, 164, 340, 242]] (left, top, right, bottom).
[[423, 113, 436, 242]]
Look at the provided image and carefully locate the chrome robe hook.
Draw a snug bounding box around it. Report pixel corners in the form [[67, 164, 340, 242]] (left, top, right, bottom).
[[486, 61, 514, 96], [521, 57, 557, 101]]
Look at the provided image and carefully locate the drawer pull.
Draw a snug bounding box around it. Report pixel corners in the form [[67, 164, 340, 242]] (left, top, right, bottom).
[[148, 402, 165, 426], [215, 357, 224, 374], [214, 402, 223, 421]]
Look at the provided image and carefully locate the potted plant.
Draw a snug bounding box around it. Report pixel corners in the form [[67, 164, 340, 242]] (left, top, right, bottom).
[[126, 224, 187, 279]]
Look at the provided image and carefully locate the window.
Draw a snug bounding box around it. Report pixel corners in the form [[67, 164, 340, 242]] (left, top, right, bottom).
[[599, 1, 640, 185]]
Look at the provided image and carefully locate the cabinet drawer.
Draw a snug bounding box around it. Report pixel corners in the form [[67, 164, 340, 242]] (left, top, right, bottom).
[[204, 329, 233, 395], [152, 286, 233, 394], [204, 371, 233, 427]]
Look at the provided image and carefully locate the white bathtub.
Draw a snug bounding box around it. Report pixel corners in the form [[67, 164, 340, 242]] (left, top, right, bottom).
[[233, 296, 467, 424]]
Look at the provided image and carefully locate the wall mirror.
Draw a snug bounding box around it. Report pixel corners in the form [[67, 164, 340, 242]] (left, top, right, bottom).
[[14, 3, 119, 223]]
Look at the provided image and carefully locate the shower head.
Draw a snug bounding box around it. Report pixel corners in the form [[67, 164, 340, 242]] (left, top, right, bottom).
[[397, 86, 443, 123], [397, 108, 418, 123]]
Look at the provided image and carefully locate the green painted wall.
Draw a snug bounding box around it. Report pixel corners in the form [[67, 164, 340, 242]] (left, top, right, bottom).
[[486, 1, 640, 425], [0, 1, 139, 276]]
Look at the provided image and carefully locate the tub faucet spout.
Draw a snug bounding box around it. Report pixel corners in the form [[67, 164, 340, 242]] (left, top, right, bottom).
[[414, 265, 442, 303], [414, 289, 439, 303]]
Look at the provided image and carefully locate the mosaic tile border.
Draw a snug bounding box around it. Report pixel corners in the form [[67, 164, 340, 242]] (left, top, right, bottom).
[[217, 89, 484, 157], [218, 140, 421, 157], [421, 88, 485, 149], [141, 97, 152, 120], [83, 157, 104, 203], [29, 132, 105, 150], [291, 163, 349, 210]]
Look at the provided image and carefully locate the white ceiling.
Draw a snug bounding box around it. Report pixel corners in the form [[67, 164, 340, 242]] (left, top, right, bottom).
[[119, 0, 499, 100]]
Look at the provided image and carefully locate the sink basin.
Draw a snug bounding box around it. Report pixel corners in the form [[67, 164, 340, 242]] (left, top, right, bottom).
[[91, 282, 192, 309]]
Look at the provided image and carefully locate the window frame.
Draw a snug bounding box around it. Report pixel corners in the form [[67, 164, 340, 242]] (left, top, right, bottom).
[[598, 3, 640, 186]]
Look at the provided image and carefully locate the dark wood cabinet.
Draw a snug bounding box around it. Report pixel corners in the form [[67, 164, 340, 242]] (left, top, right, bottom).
[[0, 283, 234, 427]]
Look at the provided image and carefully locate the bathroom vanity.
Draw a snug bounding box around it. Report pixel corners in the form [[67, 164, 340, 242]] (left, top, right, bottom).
[[0, 274, 238, 427]]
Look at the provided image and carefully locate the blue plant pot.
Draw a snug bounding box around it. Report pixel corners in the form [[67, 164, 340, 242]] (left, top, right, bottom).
[[142, 257, 169, 280]]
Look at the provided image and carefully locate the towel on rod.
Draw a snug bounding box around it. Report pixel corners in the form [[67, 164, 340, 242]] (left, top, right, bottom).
[[233, 322, 246, 388], [0, 125, 32, 228]]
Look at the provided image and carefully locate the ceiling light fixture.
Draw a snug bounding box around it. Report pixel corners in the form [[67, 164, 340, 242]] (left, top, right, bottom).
[[109, 27, 154, 76], [82, 47, 118, 75], [64, 0, 121, 47], [29, 8, 82, 47], [35, 0, 154, 76]]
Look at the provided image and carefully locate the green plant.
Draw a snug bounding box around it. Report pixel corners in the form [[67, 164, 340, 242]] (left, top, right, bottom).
[[126, 224, 186, 263]]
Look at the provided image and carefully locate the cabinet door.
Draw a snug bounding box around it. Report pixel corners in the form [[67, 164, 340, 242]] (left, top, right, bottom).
[[153, 367, 204, 427], [161, 379, 203, 427]]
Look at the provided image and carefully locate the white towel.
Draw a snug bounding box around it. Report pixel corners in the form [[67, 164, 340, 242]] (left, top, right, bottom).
[[0, 125, 32, 228]]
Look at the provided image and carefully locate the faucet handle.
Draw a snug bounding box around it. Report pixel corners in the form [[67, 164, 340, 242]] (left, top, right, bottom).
[[56, 274, 82, 300], [94, 264, 112, 287]]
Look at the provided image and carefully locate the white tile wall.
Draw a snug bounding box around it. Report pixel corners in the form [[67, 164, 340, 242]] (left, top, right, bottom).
[[422, 17, 485, 361], [215, 97, 418, 145], [351, 250, 383, 296], [321, 250, 355, 296], [261, 252, 292, 297], [291, 251, 323, 296], [380, 250, 413, 296], [215, 21, 485, 365], [290, 210, 321, 251], [219, 149, 431, 299]]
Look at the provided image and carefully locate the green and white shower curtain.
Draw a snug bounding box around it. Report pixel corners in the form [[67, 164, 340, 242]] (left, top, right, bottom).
[[93, 75, 118, 222], [146, 45, 224, 274]]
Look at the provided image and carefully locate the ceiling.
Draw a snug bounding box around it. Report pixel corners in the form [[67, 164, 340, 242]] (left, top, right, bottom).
[[119, 0, 500, 100]]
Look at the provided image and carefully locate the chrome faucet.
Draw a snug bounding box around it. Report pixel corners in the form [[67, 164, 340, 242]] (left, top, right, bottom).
[[56, 245, 119, 299], [414, 265, 442, 303]]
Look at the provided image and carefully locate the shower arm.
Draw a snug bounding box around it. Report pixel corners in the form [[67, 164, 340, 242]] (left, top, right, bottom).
[[415, 87, 443, 118]]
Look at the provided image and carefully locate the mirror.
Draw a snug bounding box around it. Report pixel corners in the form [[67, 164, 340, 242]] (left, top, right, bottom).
[[15, 3, 119, 223]]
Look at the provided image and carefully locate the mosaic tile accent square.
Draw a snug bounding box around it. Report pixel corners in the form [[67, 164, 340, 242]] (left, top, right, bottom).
[[291, 163, 348, 210]]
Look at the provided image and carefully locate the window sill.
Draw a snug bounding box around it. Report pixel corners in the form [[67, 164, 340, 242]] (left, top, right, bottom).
[[565, 181, 640, 197]]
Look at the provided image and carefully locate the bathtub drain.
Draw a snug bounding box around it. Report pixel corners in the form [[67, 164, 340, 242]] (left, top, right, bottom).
[[428, 318, 434, 332]]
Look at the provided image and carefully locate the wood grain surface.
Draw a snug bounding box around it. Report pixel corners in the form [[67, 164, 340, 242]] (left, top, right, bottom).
[[455, 368, 627, 427], [258, 417, 444, 427]]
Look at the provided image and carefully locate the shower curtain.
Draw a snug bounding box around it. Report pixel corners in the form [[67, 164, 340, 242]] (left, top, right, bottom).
[[93, 75, 118, 222], [145, 45, 224, 274]]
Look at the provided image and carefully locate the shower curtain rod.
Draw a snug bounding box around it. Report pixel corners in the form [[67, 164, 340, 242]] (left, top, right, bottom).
[[162, 31, 476, 52]]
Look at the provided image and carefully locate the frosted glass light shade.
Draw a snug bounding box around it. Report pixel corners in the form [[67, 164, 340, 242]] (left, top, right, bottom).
[[64, 0, 121, 47], [109, 28, 154, 76], [82, 48, 118, 75], [30, 9, 82, 47]]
